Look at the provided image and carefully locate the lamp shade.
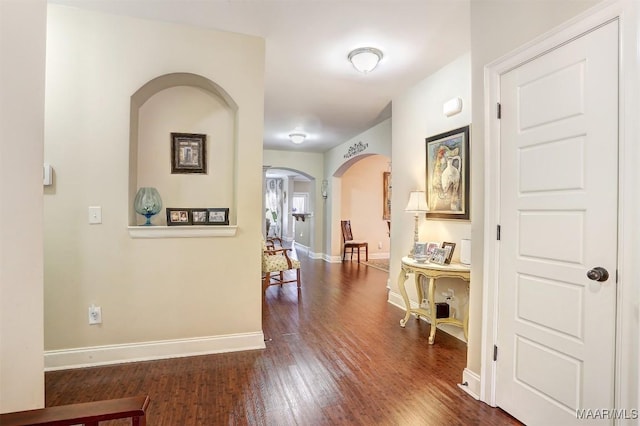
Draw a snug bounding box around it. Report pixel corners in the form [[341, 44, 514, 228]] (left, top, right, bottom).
[[348, 47, 383, 74], [405, 191, 429, 212]]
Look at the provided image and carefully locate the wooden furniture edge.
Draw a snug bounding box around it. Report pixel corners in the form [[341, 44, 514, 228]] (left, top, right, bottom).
[[0, 395, 150, 426]]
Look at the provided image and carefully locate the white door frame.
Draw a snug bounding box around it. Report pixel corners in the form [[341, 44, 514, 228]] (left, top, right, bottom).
[[481, 0, 640, 415]]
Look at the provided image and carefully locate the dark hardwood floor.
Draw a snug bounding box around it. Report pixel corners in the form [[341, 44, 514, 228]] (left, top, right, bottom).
[[45, 251, 521, 425]]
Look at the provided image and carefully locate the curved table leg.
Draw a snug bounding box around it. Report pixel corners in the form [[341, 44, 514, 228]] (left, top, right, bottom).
[[428, 277, 437, 344], [398, 268, 411, 327]]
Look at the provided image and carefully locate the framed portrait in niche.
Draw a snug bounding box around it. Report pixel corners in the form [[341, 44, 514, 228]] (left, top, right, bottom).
[[191, 209, 208, 225], [425, 125, 470, 220], [171, 132, 207, 174], [207, 208, 229, 225], [166, 208, 191, 226]]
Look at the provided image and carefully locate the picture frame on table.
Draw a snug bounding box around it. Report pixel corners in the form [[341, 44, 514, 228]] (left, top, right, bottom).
[[207, 208, 229, 225], [171, 132, 207, 174], [166, 208, 191, 226], [430, 247, 448, 265], [413, 242, 428, 262], [426, 242, 440, 257], [441, 242, 456, 264], [425, 125, 470, 220]]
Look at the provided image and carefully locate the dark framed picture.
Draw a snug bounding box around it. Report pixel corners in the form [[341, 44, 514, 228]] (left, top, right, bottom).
[[425, 125, 470, 220], [166, 208, 191, 226], [171, 132, 207, 174], [191, 209, 208, 225], [207, 208, 229, 225], [441, 242, 456, 264]]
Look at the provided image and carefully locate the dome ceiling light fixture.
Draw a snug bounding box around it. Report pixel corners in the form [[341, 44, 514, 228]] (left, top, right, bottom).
[[288, 131, 307, 144], [348, 47, 383, 74]]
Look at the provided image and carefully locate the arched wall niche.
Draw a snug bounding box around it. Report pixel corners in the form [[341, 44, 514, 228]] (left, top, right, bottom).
[[129, 72, 239, 226]]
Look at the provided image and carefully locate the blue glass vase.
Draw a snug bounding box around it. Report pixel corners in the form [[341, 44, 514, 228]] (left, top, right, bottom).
[[134, 187, 162, 226]]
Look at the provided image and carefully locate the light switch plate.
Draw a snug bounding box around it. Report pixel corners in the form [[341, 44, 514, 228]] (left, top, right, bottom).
[[88, 206, 102, 224]]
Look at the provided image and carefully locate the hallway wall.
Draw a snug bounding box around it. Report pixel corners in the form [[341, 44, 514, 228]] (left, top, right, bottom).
[[340, 155, 390, 259]]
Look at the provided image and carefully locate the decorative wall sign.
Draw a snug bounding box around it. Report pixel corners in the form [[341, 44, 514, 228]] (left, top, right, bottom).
[[344, 141, 369, 159]]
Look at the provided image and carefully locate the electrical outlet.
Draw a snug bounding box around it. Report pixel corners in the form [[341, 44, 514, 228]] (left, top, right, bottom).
[[378, 241, 383, 249], [88, 305, 102, 325]]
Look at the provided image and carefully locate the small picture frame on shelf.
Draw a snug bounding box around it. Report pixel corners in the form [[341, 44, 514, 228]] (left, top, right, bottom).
[[191, 209, 208, 225], [430, 247, 448, 265], [166, 208, 191, 226], [442, 242, 456, 264], [207, 208, 229, 225]]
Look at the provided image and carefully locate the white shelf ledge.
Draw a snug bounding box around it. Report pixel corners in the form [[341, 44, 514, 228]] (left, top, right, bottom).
[[128, 225, 238, 239]]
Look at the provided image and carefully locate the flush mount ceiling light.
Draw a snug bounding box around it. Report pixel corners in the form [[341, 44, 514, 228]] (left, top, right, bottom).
[[288, 132, 307, 144], [348, 47, 383, 74]]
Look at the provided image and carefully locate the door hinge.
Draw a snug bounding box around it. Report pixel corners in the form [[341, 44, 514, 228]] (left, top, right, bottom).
[[493, 345, 498, 361], [497, 225, 501, 241], [497, 102, 501, 119]]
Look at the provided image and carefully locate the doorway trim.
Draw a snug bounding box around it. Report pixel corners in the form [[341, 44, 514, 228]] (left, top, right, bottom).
[[480, 0, 639, 415]]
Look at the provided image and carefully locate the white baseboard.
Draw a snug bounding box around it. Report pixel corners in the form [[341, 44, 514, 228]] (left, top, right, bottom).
[[458, 368, 481, 400], [369, 252, 390, 260], [323, 254, 343, 263], [293, 242, 310, 255], [321, 254, 389, 263], [44, 332, 265, 371], [387, 290, 466, 342]]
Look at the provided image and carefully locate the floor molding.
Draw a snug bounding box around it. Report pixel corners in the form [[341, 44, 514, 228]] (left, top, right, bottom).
[[44, 332, 265, 371], [458, 368, 481, 400]]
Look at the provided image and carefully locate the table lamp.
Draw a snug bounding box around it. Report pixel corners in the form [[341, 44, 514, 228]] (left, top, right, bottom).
[[405, 190, 429, 257]]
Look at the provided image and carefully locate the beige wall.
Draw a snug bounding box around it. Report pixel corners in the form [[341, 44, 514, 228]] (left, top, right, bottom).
[[0, 0, 46, 413], [43, 5, 265, 366], [468, 0, 599, 375], [390, 53, 472, 342], [340, 155, 390, 258], [325, 118, 392, 259]]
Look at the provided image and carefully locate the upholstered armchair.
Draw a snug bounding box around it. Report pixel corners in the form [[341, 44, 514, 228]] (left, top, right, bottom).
[[262, 240, 301, 290]]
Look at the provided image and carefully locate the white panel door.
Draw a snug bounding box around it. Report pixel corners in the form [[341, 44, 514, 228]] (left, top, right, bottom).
[[497, 20, 618, 425]]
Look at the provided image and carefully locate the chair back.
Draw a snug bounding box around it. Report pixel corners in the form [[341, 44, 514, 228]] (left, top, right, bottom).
[[341, 220, 354, 243]]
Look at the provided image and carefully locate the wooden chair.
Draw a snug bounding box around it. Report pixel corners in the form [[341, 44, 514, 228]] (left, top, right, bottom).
[[262, 240, 301, 290], [341, 220, 368, 263]]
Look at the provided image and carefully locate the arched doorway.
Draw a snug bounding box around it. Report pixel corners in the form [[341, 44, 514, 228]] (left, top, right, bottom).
[[263, 167, 316, 256]]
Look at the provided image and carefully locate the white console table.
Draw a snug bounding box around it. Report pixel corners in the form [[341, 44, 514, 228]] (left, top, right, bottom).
[[398, 256, 471, 344]]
